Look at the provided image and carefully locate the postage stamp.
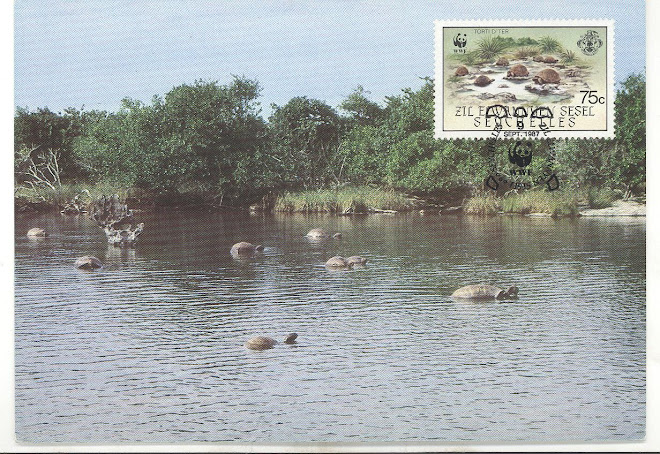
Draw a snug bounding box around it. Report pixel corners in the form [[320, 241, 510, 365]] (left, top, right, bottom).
[[434, 20, 615, 139]]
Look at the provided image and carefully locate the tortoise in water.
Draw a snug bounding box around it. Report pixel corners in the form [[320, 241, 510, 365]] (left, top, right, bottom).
[[27, 228, 46, 238], [532, 68, 561, 85], [474, 75, 494, 87], [455, 65, 469, 76], [543, 56, 558, 64], [346, 256, 368, 266], [230, 241, 264, 256], [506, 64, 529, 78], [245, 333, 298, 350], [451, 284, 519, 300], [306, 228, 341, 239], [495, 57, 509, 66], [325, 256, 353, 269], [74, 256, 103, 270]]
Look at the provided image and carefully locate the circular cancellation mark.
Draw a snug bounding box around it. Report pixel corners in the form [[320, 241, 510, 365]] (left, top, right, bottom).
[[484, 105, 560, 192]]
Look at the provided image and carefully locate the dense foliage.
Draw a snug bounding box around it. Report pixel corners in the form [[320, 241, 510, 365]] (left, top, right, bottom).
[[15, 73, 646, 206]]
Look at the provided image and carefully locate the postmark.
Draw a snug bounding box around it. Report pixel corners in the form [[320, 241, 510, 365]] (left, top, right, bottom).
[[434, 20, 614, 139]]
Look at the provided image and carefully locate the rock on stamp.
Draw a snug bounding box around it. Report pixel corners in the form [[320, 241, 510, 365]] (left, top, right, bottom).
[[434, 20, 614, 139]]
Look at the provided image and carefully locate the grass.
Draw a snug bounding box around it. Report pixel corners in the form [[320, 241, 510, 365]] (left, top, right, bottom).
[[501, 190, 580, 217], [274, 187, 415, 213], [475, 36, 511, 60], [559, 49, 577, 64], [513, 46, 541, 59], [538, 36, 561, 54], [464, 192, 501, 215], [465, 189, 580, 217]]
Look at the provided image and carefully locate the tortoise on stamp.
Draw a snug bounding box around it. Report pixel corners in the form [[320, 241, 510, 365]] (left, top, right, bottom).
[[434, 20, 614, 139]]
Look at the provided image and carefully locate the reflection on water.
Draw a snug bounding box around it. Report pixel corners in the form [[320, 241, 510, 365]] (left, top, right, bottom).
[[15, 211, 645, 442]]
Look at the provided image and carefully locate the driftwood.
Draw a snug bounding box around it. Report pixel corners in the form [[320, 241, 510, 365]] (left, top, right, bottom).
[[91, 194, 144, 246]]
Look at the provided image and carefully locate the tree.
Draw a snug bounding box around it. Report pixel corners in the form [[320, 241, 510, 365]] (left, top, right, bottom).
[[339, 85, 384, 127], [613, 73, 645, 195], [14, 106, 82, 178], [269, 97, 342, 187]]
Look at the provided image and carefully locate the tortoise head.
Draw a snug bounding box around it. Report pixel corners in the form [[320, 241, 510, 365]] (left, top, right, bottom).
[[506, 286, 519, 297], [284, 333, 298, 344], [255, 244, 264, 252]]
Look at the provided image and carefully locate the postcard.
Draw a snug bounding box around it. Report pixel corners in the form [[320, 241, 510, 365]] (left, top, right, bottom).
[[10, 0, 649, 451]]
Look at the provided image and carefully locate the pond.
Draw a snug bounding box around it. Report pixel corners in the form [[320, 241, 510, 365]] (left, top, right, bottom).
[[14, 210, 645, 443]]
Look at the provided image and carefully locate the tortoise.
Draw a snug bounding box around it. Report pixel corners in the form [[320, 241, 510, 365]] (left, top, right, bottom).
[[306, 228, 342, 239], [74, 256, 103, 270], [325, 256, 353, 269], [346, 256, 368, 266], [455, 65, 469, 76], [506, 64, 529, 78], [451, 284, 519, 300], [543, 56, 558, 63], [532, 68, 561, 85], [245, 333, 298, 351], [474, 75, 494, 87], [230, 241, 264, 256], [533, 55, 545, 62], [495, 57, 509, 66], [27, 228, 46, 238]]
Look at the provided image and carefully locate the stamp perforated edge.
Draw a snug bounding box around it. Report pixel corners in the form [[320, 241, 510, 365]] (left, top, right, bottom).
[[433, 19, 615, 140]]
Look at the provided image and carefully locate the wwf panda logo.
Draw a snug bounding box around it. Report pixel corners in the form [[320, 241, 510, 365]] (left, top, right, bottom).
[[508, 141, 533, 168], [453, 33, 467, 48]]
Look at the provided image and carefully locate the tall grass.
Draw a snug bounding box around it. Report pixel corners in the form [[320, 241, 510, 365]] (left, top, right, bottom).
[[464, 192, 501, 215], [559, 49, 577, 64], [274, 187, 415, 213], [465, 190, 580, 217], [501, 190, 579, 217], [475, 36, 511, 60], [538, 36, 561, 53]]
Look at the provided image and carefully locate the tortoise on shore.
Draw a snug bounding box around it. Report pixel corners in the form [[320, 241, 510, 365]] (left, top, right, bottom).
[[325, 256, 353, 269], [474, 75, 494, 87], [543, 56, 558, 63], [506, 64, 529, 78], [27, 228, 46, 238], [346, 256, 368, 266], [533, 68, 561, 85], [533, 55, 545, 62], [455, 65, 469, 76], [75, 256, 103, 270], [495, 57, 509, 66], [230, 241, 264, 256], [245, 333, 298, 350], [451, 284, 519, 300], [306, 228, 342, 239]]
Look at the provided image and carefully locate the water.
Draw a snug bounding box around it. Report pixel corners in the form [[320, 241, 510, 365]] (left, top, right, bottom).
[[14, 211, 645, 443]]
